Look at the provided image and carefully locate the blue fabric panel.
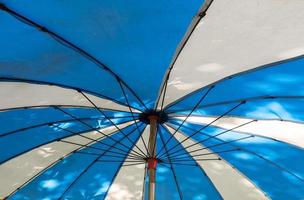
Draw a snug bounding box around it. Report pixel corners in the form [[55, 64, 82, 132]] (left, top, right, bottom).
[[59, 107, 136, 119], [10, 153, 98, 200], [57, 107, 134, 129], [144, 125, 222, 199], [0, 108, 71, 135], [170, 99, 304, 123], [157, 126, 223, 200], [0, 115, 132, 164], [168, 120, 304, 200], [165, 56, 304, 120], [0, 107, 133, 135], [60, 123, 145, 200], [0, 10, 130, 108], [1, 0, 205, 109], [9, 123, 144, 200], [0, 125, 78, 164]]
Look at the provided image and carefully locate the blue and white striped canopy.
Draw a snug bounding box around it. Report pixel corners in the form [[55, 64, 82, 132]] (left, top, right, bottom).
[[1, 0, 304, 199]]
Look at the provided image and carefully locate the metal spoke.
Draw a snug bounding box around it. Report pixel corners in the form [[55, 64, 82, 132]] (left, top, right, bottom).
[[59, 140, 143, 160], [240, 148, 304, 182], [0, 104, 136, 113], [162, 119, 256, 159], [161, 158, 220, 163], [157, 86, 214, 157], [163, 148, 240, 162], [117, 80, 150, 157], [54, 106, 146, 158], [168, 135, 254, 159], [79, 91, 147, 158], [121, 162, 146, 167], [157, 101, 245, 158], [158, 126, 183, 200], [166, 95, 304, 115], [0, 116, 106, 138], [96, 159, 146, 163], [159, 162, 199, 167], [58, 129, 143, 199], [52, 123, 145, 159]]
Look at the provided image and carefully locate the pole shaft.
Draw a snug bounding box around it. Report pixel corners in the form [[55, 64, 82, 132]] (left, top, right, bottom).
[[148, 117, 157, 200]]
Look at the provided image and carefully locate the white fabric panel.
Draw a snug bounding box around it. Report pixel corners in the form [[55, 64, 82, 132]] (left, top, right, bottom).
[[105, 126, 149, 200], [0, 82, 132, 112], [165, 125, 269, 200], [155, 0, 213, 108], [175, 116, 304, 148], [162, 0, 304, 107], [0, 122, 132, 198]]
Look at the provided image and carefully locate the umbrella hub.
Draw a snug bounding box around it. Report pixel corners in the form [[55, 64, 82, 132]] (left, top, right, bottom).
[[139, 110, 168, 124], [147, 157, 158, 170]]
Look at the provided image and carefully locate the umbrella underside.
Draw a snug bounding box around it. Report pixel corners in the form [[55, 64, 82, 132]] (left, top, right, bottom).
[[0, 0, 304, 199]]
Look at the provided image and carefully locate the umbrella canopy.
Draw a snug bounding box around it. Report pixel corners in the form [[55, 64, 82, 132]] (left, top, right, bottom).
[[1, 0, 304, 199]]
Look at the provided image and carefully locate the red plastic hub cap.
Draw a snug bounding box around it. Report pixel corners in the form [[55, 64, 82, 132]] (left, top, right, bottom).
[[147, 158, 157, 170]]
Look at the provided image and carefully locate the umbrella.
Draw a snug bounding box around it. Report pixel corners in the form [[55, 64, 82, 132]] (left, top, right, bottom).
[[0, 0, 304, 199]]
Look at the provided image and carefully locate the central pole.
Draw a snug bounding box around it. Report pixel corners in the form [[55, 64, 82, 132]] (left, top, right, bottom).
[[147, 115, 158, 200]]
